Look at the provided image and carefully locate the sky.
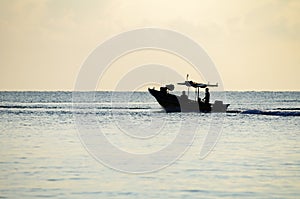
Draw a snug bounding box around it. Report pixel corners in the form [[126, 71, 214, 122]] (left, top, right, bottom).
[[0, 0, 299, 91]]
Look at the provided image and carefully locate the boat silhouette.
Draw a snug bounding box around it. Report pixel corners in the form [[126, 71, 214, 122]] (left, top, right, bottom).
[[148, 75, 229, 113]]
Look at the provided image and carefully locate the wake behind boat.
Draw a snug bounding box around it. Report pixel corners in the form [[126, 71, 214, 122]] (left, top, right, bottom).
[[148, 75, 229, 113]]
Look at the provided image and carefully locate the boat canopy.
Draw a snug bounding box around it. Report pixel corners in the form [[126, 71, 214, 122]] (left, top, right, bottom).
[[177, 81, 218, 88]]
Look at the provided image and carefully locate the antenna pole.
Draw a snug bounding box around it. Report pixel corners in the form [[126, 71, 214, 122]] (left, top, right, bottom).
[[186, 74, 189, 97]]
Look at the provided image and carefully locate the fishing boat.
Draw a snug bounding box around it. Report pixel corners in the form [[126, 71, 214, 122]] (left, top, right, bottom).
[[148, 75, 229, 113]]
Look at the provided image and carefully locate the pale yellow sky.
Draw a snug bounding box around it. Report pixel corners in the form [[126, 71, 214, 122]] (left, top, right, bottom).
[[0, 0, 299, 91]]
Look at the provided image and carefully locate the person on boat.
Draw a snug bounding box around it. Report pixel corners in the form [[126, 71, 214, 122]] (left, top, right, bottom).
[[181, 91, 188, 101], [203, 88, 210, 104], [160, 86, 168, 94]]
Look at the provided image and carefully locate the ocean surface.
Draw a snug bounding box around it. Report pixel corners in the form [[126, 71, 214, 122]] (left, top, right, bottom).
[[0, 91, 299, 198]]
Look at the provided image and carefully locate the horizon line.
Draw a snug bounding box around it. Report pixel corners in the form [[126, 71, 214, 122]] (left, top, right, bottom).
[[0, 89, 299, 92]]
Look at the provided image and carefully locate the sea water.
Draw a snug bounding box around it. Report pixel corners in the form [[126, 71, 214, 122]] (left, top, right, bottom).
[[0, 91, 299, 198]]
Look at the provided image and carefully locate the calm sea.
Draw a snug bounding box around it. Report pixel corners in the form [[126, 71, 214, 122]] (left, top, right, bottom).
[[0, 91, 299, 198]]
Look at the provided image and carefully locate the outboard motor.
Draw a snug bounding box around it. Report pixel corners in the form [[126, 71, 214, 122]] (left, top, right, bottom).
[[212, 100, 227, 112]]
